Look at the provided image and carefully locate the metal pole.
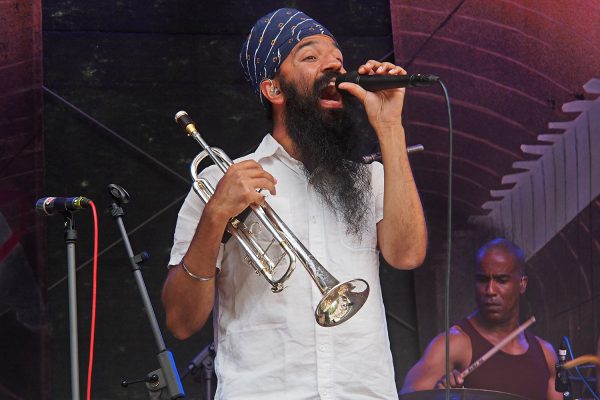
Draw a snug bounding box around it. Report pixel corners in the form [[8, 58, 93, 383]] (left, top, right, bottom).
[[64, 215, 81, 400]]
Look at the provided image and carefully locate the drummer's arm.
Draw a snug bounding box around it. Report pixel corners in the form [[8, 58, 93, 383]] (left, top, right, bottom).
[[400, 327, 470, 392], [538, 338, 562, 400]]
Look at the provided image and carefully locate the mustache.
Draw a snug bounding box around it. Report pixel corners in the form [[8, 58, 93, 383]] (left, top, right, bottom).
[[313, 71, 344, 94], [312, 71, 359, 109]]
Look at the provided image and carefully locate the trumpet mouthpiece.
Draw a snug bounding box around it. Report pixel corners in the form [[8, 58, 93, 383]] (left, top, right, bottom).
[[175, 110, 190, 124], [174, 111, 198, 135]]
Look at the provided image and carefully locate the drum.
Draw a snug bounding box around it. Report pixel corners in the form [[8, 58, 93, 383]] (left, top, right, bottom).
[[398, 388, 530, 400]]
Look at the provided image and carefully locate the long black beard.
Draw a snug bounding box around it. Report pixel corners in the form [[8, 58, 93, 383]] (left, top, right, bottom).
[[279, 72, 372, 237]]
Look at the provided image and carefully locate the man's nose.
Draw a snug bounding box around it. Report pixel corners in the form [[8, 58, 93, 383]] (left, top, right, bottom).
[[485, 280, 497, 295], [323, 55, 344, 74]]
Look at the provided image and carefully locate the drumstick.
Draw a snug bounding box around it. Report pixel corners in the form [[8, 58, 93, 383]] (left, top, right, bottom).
[[459, 316, 536, 380]]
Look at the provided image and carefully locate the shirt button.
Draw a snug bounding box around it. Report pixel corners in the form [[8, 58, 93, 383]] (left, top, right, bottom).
[[311, 216, 317, 224], [319, 345, 326, 351]]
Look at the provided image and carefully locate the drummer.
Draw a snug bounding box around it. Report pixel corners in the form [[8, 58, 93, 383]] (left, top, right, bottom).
[[400, 238, 562, 400]]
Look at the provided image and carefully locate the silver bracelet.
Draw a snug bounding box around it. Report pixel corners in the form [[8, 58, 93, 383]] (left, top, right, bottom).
[[180, 259, 215, 282]]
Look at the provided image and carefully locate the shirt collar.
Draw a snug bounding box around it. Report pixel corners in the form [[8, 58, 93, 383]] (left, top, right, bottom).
[[254, 134, 304, 170]]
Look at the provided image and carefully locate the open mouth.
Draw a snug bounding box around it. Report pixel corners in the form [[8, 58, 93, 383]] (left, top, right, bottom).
[[318, 80, 343, 108]]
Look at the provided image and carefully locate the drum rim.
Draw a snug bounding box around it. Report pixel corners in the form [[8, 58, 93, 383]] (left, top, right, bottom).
[[398, 388, 530, 400]]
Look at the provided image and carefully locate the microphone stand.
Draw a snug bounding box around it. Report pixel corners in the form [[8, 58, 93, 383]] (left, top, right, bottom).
[[64, 211, 81, 400], [556, 338, 572, 399], [107, 184, 185, 399], [182, 343, 215, 400]]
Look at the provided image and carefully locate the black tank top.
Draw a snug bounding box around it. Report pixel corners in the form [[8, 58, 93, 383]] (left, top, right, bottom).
[[456, 318, 550, 400]]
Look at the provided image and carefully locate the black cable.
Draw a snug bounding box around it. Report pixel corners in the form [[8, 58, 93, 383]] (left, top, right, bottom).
[[439, 80, 453, 400], [403, 0, 467, 69], [373, 45, 454, 397], [386, 310, 418, 333], [378, 50, 395, 63], [565, 336, 600, 400], [42, 86, 189, 185]]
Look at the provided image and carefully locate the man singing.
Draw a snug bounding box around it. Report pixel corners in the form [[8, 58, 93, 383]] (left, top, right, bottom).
[[162, 8, 427, 399]]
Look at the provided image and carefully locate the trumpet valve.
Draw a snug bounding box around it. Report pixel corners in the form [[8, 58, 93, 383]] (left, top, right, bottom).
[[248, 221, 263, 236]]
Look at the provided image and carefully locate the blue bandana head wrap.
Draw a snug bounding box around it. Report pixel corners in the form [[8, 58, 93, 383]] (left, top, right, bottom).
[[240, 8, 336, 103]]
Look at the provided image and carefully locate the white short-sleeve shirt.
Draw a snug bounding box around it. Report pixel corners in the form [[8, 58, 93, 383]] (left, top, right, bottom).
[[169, 134, 397, 399]]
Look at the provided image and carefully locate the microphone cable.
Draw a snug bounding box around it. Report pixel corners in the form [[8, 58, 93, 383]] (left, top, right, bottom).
[[436, 80, 454, 400], [564, 336, 600, 400], [358, 74, 455, 397], [85, 201, 99, 400], [399, 11, 462, 394]]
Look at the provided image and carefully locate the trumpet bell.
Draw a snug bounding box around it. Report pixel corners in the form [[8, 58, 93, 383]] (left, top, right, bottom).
[[316, 279, 369, 327]]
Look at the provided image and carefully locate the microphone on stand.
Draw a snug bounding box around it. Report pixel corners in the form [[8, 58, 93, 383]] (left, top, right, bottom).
[[187, 343, 216, 375], [35, 196, 91, 216], [184, 342, 216, 400], [555, 338, 571, 397], [335, 71, 439, 91]]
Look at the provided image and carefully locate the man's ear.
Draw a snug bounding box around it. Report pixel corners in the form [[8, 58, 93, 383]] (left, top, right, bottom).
[[519, 275, 528, 294], [260, 79, 284, 105]]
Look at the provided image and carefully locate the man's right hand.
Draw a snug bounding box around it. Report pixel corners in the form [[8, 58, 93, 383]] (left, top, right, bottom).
[[434, 369, 464, 389], [206, 160, 277, 221]]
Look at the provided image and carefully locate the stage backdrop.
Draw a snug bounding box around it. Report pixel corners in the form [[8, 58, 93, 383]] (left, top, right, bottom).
[[391, 0, 600, 395], [0, 0, 47, 399], [38, 0, 599, 398]]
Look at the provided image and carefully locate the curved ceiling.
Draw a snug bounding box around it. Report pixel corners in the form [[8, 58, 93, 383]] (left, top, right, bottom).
[[390, 0, 600, 248]]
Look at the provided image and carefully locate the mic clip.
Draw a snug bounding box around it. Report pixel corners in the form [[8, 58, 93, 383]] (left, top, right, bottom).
[[132, 251, 150, 266]]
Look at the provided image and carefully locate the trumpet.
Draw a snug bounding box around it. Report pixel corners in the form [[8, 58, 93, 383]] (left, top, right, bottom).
[[175, 111, 369, 327]]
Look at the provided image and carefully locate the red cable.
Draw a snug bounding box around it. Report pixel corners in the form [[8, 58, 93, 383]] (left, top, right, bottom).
[[86, 201, 99, 400]]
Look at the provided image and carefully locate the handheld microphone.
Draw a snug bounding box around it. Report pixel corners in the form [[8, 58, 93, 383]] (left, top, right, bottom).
[[35, 196, 91, 216], [555, 338, 570, 394], [335, 71, 439, 92], [362, 144, 425, 163]]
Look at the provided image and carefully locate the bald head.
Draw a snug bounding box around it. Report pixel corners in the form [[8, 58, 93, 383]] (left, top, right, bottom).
[[476, 238, 525, 275], [474, 238, 527, 324]]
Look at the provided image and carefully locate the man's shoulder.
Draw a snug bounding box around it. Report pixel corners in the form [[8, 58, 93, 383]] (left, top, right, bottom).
[[533, 335, 557, 361], [428, 324, 471, 349], [233, 134, 279, 163], [449, 324, 471, 343], [534, 335, 554, 348], [420, 324, 472, 367], [234, 151, 261, 163]]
